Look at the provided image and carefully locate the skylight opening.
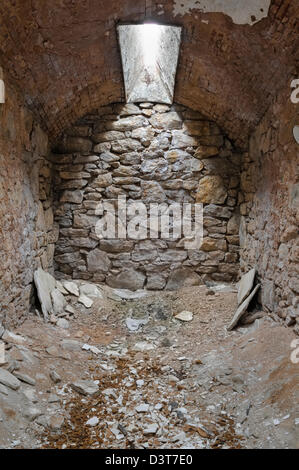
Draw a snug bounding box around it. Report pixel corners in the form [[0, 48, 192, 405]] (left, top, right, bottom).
[[117, 24, 182, 104]]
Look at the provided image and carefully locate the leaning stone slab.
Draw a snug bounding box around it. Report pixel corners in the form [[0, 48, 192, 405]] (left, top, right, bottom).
[[227, 284, 261, 331], [237, 268, 256, 305], [34, 268, 56, 320], [0, 368, 21, 390]]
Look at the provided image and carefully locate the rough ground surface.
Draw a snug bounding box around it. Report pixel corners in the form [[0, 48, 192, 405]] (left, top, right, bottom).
[[0, 283, 298, 449]]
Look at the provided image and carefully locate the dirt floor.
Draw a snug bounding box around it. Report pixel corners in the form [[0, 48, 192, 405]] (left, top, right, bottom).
[[0, 282, 298, 449]]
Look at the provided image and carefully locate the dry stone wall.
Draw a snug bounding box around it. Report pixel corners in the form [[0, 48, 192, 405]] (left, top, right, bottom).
[[239, 85, 299, 333], [52, 102, 242, 290], [0, 76, 55, 327]]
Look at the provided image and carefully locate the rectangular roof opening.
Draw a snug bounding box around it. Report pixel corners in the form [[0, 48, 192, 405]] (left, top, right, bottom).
[[117, 24, 182, 104]]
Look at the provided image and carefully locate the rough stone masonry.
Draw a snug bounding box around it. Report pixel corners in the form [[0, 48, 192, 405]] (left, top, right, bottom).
[[51, 102, 243, 291]]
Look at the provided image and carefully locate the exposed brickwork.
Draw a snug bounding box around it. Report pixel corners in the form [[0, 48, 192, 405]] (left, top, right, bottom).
[[240, 84, 299, 332], [0, 76, 55, 327], [0, 1, 298, 147]]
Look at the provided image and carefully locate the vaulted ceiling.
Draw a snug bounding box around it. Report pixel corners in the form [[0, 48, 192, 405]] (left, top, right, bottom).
[[0, 0, 298, 148]]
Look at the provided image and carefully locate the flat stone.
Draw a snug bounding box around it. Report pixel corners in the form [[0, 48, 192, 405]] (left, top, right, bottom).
[[227, 284, 261, 331], [71, 380, 99, 396], [143, 423, 159, 435], [238, 268, 256, 305], [112, 289, 148, 300], [51, 288, 67, 314], [2, 331, 27, 346], [79, 284, 103, 298], [133, 341, 155, 352], [63, 281, 80, 297], [82, 344, 101, 355], [126, 318, 148, 332], [136, 403, 150, 413], [49, 370, 61, 384], [175, 311, 193, 322], [0, 368, 21, 390], [0, 383, 9, 396], [13, 372, 36, 386], [78, 295, 94, 308], [22, 388, 38, 403]]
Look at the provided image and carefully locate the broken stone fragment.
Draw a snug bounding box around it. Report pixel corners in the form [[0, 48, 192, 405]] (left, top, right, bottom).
[[0, 369, 21, 390], [79, 283, 103, 298], [49, 370, 61, 384], [2, 330, 27, 345], [71, 380, 99, 396], [78, 295, 93, 308], [143, 423, 159, 435], [51, 288, 67, 314], [174, 311, 193, 322], [63, 281, 80, 297], [86, 416, 99, 427], [135, 403, 150, 413]]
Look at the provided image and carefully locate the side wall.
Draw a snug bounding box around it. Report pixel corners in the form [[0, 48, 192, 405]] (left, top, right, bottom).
[[0, 73, 55, 327], [240, 85, 299, 331]]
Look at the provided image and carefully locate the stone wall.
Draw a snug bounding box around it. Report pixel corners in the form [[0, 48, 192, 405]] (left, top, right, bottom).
[[239, 85, 299, 332], [52, 102, 242, 290], [0, 74, 55, 327]]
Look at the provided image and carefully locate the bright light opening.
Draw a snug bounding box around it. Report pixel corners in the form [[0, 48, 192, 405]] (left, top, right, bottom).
[[141, 24, 161, 68], [118, 24, 182, 104]]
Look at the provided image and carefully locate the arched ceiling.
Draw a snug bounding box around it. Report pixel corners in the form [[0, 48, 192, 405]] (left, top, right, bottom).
[[0, 0, 298, 148]]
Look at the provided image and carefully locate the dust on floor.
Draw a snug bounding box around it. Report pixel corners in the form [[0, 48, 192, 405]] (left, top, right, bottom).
[[0, 283, 298, 449]]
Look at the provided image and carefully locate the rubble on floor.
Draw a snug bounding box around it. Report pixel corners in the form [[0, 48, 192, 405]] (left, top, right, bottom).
[[0, 282, 297, 449]]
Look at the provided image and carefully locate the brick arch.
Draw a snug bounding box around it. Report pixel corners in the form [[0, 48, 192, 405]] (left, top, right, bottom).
[[0, 0, 297, 148]]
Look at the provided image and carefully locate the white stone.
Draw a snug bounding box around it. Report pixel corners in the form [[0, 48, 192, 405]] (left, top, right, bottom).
[[79, 284, 103, 298], [133, 341, 155, 352], [63, 281, 80, 297], [71, 380, 99, 396], [82, 344, 101, 355], [86, 416, 99, 427], [78, 295, 93, 308], [126, 317, 148, 332], [2, 330, 27, 345], [0, 368, 21, 390], [143, 423, 159, 435], [174, 311, 193, 322], [34, 268, 56, 320], [136, 403, 150, 413]]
